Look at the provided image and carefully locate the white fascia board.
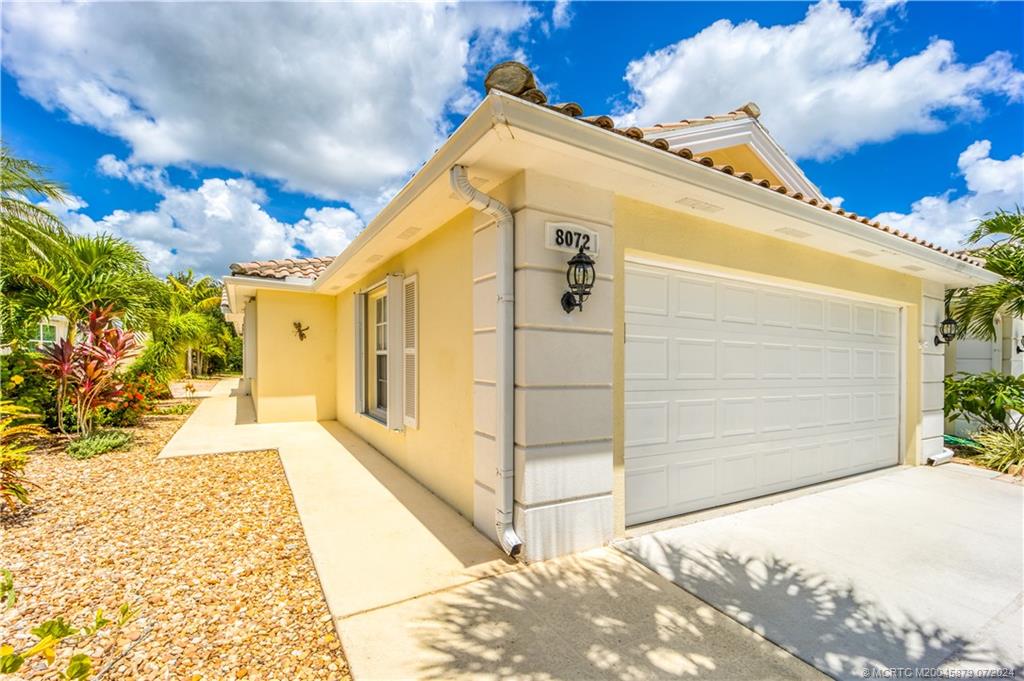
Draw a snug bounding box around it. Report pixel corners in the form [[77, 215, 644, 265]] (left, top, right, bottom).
[[494, 93, 999, 286], [747, 121, 825, 201], [222, 274, 317, 314], [312, 98, 499, 292]]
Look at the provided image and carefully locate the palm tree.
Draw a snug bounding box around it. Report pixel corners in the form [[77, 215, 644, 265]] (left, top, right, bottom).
[[0, 147, 68, 260], [949, 209, 1024, 341], [133, 271, 225, 380], [1, 232, 162, 338]]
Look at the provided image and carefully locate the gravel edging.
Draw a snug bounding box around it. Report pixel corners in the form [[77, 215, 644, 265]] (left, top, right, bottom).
[[0, 407, 351, 680]]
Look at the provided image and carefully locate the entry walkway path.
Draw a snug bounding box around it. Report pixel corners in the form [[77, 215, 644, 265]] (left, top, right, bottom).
[[161, 379, 823, 680]]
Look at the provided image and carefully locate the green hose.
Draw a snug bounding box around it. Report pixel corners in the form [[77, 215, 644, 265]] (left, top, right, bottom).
[[944, 433, 980, 450]]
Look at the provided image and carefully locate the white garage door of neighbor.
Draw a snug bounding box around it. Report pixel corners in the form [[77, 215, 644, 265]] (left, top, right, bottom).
[[625, 260, 901, 525]]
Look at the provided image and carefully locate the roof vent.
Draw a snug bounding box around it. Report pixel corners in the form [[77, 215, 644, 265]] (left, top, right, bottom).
[[849, 248, 878, 258], [676, 196, 723, 213], [774, 227, 810, 239], [396, 226, 421, 240], [902, 264, 926, 272]]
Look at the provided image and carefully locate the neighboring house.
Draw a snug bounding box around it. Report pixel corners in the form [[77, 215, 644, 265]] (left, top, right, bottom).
[[1, 315, 71, 355], [945, 316, 1024, 378], [32, 315, 69, 347], [222, 63, 999, 562], [941, 250, 1024, 436]]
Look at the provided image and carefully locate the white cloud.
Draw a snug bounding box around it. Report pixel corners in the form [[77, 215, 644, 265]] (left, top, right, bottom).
[[552, 0, 573, 30], [873, 140, 1024, 249], [617, 0, 1023, 160], [44, 176, 364, 278], [3, 2, 535, 213], [96, 154, 171, 194]]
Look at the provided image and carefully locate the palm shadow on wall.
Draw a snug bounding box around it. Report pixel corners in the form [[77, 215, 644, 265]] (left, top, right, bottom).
[[415, 545, 999, 681]]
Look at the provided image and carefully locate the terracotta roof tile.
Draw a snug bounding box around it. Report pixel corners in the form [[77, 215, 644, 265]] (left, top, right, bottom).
[[534, 89, 981, 266], [229, 256, 335, 280], [639, 102, 762, 134]]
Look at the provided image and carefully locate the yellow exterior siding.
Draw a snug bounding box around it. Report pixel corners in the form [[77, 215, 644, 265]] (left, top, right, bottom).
[[255, 289, 338, 422], [702, 144, 785, 186], [611, 196, 924, 535], [335, 212, 476, 519]]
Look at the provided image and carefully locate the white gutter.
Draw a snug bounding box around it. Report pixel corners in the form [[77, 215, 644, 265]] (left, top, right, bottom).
[[449, 164, 523, 559]]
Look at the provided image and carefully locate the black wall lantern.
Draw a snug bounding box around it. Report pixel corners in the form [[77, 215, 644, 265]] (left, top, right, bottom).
[[1015, 335, 1024, 355], [934, 316, 958, 346], [561, 246, 597, 313]]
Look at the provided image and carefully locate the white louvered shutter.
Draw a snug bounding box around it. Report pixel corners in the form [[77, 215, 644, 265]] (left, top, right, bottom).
[[386, 274, 405, 431], [403, 275, 418, 428], [353, 292, 366, 413]]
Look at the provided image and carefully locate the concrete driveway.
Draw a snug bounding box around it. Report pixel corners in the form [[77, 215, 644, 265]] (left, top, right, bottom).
[[618, 465, 1024, 680]]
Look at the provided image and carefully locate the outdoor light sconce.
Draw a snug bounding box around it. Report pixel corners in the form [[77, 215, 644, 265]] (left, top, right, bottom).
[[293, 321, 309, 341], [561, 246, 597, 313], [1015, 335, 1024, 354], [933, 316, 958, 346]]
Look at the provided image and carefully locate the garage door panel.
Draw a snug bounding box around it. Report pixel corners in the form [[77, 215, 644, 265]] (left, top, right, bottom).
[[626, 261, 901, 525], [628, 390, 897, 455]]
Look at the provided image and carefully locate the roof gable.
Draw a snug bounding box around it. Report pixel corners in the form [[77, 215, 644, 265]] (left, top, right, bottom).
[[639, 104, 825, 201]]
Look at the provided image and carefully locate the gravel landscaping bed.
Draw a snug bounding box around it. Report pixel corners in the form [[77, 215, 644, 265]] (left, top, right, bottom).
[[1, 406, 350, 680]]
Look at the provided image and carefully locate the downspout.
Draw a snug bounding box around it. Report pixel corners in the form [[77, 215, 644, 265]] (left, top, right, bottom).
[[450, 165, 523, 559]]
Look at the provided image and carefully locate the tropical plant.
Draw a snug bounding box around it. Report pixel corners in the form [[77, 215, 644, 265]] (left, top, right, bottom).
[[132, 271, 229, 381], [0, 577, 138, 679], [37, 305, 139, 436], [971, 430, 1024, 476], [948, 208, 1024, 340], [2, 232, 162, 337], [944, 371, 1024, 432], [0, 147, 68, 260], [0, 401, 45, 513], [1, 351, 60, 428], [66, 430, 133, 461]]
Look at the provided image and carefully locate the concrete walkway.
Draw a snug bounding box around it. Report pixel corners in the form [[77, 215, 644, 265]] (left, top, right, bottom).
[[619, 465, 1024, 681], [161, 379, 823, 680], [160, 380, 516, 618]]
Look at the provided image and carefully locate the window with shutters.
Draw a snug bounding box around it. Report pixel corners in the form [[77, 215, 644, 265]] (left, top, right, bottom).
[[403, 275, 418, 428], [356, 275, 417, 429]]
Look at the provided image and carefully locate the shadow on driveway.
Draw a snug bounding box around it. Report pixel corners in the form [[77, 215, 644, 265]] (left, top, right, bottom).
[[618, 539, 999, 681]]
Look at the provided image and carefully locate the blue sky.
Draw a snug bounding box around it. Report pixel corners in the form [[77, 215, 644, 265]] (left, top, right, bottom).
[[3, 1, 1022, 276]]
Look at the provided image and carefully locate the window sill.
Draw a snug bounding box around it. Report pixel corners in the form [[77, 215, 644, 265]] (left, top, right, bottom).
[[359, 411, 388, 428]]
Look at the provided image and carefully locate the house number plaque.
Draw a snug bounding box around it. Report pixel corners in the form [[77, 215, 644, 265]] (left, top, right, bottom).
[[545, 222, 599, 256]]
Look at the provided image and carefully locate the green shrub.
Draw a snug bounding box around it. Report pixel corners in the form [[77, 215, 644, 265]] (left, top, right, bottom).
[[1, 401, 45, 513], [0, 351, 60, 430], [944, 371, 1024, 432], [155, 402, 194, 416], [972, 430, 1024, 476], [66, 431, 133, 460]]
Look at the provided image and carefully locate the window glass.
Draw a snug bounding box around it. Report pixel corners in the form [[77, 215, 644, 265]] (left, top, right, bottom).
[[36, 324, 57, 344], [366, 289, 388, 419]]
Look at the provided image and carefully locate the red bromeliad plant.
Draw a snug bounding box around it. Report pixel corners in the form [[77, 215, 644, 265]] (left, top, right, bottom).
[[36, 305, 139, 437]]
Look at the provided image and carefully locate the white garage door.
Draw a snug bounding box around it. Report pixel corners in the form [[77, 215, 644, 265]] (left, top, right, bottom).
[[625, 260, 901, 525]]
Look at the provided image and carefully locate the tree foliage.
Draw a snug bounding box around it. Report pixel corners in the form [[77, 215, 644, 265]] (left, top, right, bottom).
[[132, 271, 234, 382], [0, 146, 68, 261], [949, 208, 1024, 341]]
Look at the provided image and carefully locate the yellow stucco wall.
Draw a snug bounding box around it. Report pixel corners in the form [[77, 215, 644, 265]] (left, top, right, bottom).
[[255, 289, 337, 423], [335, 211, 476, 519], [704, 144, 785, 186], [612, 196, 924, 535]]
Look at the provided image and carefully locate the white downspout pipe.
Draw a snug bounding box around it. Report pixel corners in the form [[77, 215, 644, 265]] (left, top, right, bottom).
[[450, 165, 523, 559]]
